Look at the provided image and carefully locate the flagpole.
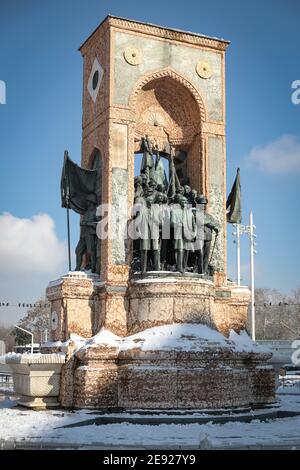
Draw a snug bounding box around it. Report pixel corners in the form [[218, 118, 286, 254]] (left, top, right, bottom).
[[66, 206, 71, 271], [236, 223, 241, 286], [64, 150, 72, 272]]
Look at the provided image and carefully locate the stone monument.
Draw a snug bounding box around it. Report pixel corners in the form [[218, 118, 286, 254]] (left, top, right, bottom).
[[46, 16, 275, 409]]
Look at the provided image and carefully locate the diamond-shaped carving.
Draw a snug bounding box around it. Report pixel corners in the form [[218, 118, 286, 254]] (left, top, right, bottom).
[[87, 58, 103, 103]]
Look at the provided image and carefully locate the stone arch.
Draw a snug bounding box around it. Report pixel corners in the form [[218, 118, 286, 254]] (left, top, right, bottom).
[[129, 67, 207, 123], [129, 68, 206, 192]]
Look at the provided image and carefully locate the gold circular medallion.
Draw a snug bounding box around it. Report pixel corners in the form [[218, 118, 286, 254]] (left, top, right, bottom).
[[123, 47, 142, 66], [196, 60, 213, 79]]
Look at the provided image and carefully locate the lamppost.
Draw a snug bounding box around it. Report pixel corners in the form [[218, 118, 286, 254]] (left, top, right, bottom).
[[233, 210, 257, 340]]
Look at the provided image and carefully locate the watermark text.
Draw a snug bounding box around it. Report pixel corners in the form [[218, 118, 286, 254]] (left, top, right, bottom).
[[291, 80, 300, 105], [0, 80, 6, 104]]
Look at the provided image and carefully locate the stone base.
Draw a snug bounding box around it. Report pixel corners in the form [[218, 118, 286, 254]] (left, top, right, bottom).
[[128, 275, 251, 336], [17, 396, 60, 409], [46, 272, 251, 341], [59, 325, 275, 410]]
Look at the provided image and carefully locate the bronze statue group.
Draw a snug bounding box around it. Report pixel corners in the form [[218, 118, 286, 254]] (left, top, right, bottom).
[[70, 136, 219, 276], [133, 136, 220, 276]]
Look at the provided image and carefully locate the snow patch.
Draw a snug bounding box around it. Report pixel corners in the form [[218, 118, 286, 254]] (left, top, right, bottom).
[[77, 324, 265, 354]]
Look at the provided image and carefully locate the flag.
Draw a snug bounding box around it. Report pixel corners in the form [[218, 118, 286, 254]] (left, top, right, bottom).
[[60, 151, 98, 215], [226, 168, 242, 224]]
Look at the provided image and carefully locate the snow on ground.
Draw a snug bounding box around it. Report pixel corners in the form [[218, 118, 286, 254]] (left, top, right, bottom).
[[0, 394, 300, 449]]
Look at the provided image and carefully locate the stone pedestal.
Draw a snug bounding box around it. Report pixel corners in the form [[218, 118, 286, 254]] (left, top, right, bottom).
[[46, 272, 100, 341], [47, 273, 251, 340], [58, 325, 275, 410], [4, 353, 65, 409], [128, 274, 251, 336]]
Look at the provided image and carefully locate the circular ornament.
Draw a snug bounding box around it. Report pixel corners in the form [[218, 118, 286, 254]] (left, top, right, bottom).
[[196, 60, 213, 79], [124, 47, 142, 66]]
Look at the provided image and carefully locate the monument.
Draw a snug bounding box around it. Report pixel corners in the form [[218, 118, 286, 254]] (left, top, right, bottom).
[[46, 16, 275, 409]]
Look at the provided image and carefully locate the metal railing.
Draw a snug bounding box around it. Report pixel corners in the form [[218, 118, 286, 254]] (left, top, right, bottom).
[[0, 372, 13, 391]]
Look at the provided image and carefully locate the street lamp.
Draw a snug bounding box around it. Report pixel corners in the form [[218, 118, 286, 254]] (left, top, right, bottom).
[[233, 210, 257, 341], [14, 325, 34, 354]]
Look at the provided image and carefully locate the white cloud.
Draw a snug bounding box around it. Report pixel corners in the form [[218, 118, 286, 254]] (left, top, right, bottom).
[[0, 212, 66, 273], [0, 213, 67, 326], [246, 134, 300, 174]]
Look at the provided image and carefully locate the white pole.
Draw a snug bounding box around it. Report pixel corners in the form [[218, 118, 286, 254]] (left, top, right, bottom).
[[249, 211, 256, 341], [14, 325, 34, 354], [236, 224, 241, 286], [45, 328, 48, 343]]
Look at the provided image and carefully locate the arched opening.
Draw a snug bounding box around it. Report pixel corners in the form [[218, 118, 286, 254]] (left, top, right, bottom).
[[133, 75, 203, 192], [131, 74, 205, 274]]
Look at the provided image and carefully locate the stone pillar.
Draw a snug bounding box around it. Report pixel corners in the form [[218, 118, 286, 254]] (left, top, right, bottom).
[[46, 272, 100, 341]]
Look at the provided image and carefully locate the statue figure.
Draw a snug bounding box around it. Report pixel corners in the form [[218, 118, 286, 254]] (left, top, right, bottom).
[[140, 135, 154, 184], [147, 179, 157, 198], [197, 195, 220, 274], [134, 176, 143, 202], [141, 173, 148, 192], [158, 193, 170, 270], [183, 197, 197, 270], [170, 195, 195, 273], [153, 144, 168, 190], [189, 189, 198, 206], [194, 195, 206, 274], [139, 195, 161, 274], [183, 185, 192, 199], [75, 194, 98, 273]]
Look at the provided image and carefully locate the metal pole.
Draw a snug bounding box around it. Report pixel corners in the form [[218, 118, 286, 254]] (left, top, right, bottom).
[[67, 207, 71, 271], [249, 211, 256, 341], [236, 224, 241, 286], [64, 150, 72, 272], [14, 325, 34, 354]]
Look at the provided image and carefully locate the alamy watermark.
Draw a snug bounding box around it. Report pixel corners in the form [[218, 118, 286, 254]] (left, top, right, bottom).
[[0, 80, 6, 104], [94, 202, 205, 243], [291, 339, 300, 365], [291, 80, 300, 105]]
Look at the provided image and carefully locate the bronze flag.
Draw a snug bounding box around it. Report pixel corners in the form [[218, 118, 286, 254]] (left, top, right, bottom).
[[226, 168, 242, 224], [60, 150, 97, 215]]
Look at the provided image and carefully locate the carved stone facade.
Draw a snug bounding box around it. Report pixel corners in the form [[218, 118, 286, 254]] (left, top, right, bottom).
[[79, 15, 227, 288]]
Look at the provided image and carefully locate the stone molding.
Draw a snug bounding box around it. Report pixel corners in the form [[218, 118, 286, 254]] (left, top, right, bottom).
[[128, 67, 207, 123], [108, 16, 230, 52]]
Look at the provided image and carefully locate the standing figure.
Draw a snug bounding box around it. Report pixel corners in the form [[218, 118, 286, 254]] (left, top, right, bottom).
[[170, 195, 194, 273], [182, 197, 197, 270], [134, 175, 143, 202], [153, 144, 168, 190], [139, 195, 160, 274], [75, 194, 98, 273], [140, 135, 154, 184], [198, 195, 219, 274], [189, 189, 198, 206], [159, 193, 170, 270], [194, 195, 206, 274]]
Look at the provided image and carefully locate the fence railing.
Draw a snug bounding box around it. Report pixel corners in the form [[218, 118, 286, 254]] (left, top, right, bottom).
[[0, 373, 13, 391]]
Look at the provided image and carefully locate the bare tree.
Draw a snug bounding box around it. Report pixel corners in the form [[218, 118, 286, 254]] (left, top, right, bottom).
[[247, 287, 300, 340], [14, 298, 50, 344]]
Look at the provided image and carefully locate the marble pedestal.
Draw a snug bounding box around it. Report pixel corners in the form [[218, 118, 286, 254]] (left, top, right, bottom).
[[4, 353, 65, 408]]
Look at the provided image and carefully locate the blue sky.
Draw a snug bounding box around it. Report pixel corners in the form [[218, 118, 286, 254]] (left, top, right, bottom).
[[0, 0, 299, 324]]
